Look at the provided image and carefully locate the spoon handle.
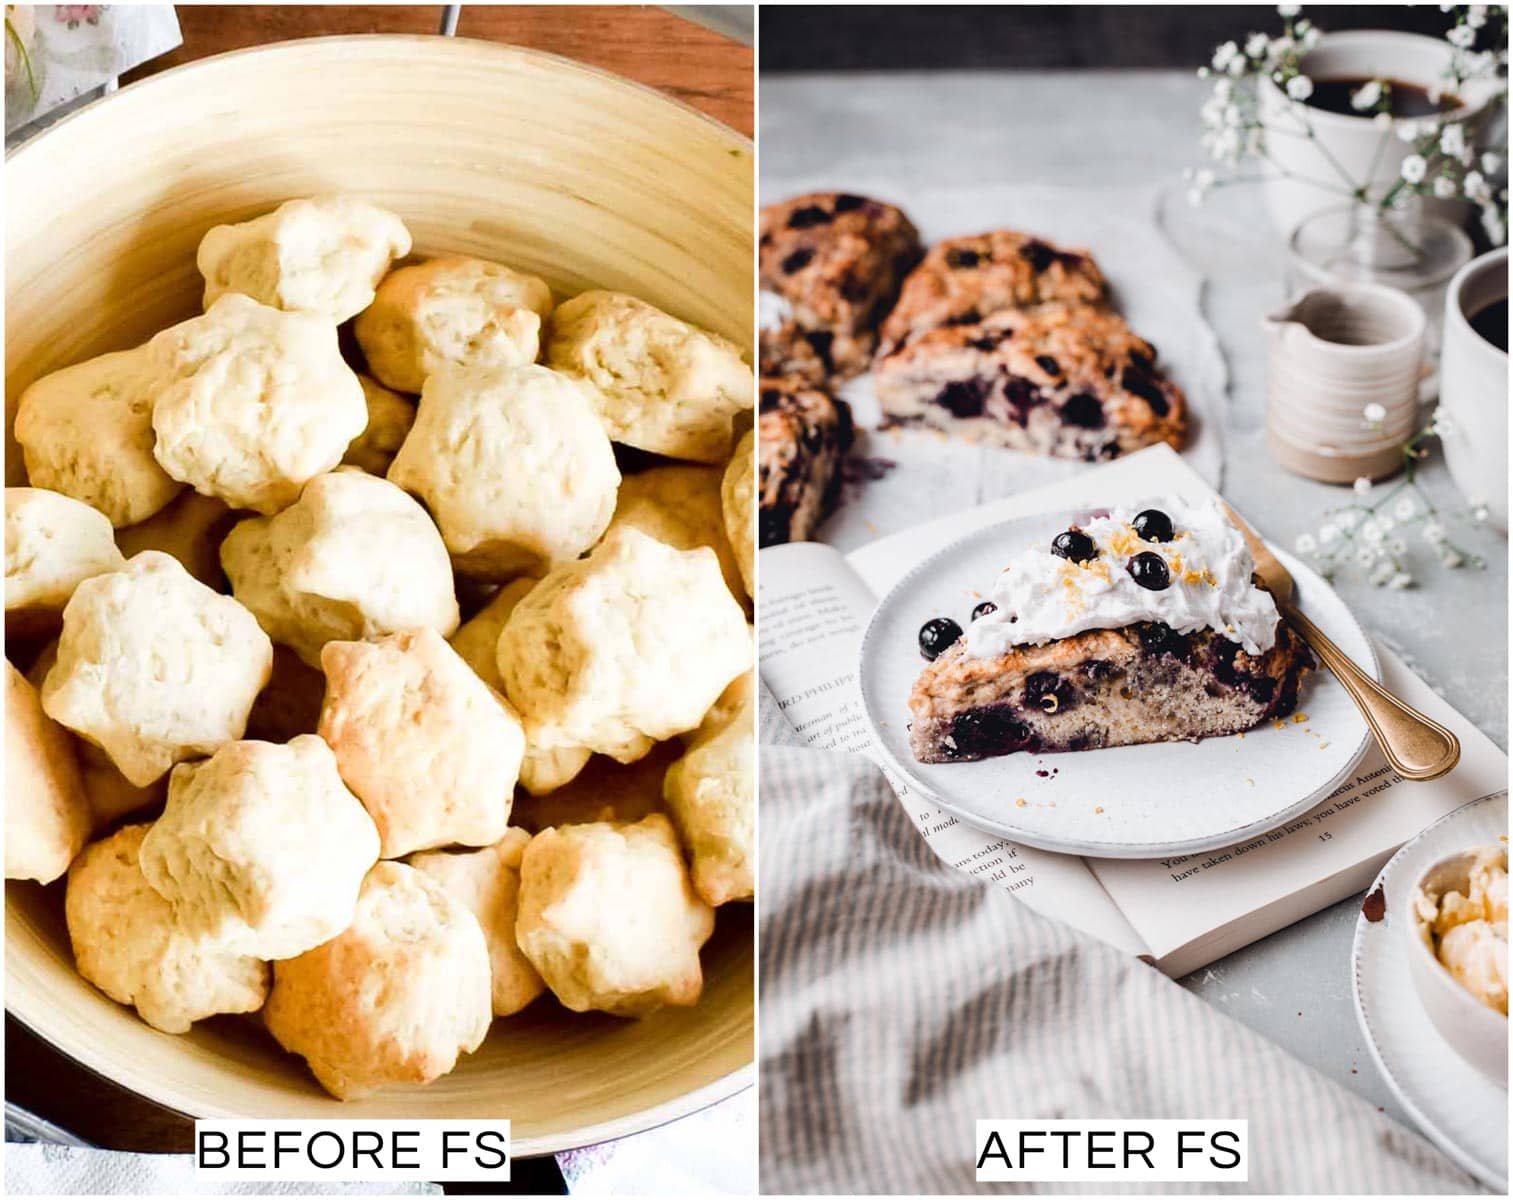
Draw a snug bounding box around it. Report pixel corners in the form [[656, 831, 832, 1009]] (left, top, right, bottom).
[[1285, 604, 1460, 781]]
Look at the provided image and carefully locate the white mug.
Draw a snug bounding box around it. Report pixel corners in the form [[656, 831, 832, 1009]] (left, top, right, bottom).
[[1439, 247, 1509, 532], [1264, 283, 1426, 484]]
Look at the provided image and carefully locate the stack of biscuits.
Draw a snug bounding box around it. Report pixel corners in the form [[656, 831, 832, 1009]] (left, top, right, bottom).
[[5, 195, 755, 1101]]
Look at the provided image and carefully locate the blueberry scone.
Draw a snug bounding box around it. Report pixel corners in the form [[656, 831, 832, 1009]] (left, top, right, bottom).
[[197, 195, 412, 323], [874, 304, 1187, 460], [497, 526, 750, 760], [759, 192, 921, 381], [353, 255, 554, 394], [546, 290, 753, 464], [409, 828, 545, 1018], [907, 500, 1313, 763], [515, 813, 714, 1017], [264, 861, 492, 1099], [220, 468, 459, 668], [66, 823, 270, 1034], [146, 294, 368, 514], [138, 736, 380, 960], [41, 551, 273, 787], [387, 364, 620, 580], [757, 377, 854, 547], [13, 348, 183, 528], [878, 229, 1107, 353], [5, 487, 125, 638]]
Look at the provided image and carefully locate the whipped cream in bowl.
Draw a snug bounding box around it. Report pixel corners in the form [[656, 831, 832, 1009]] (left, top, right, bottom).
[[965, 496, 1281, 658]]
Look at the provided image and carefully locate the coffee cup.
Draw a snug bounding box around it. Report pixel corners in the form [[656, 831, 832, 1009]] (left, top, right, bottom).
[[1439, 248, 1509, 533]]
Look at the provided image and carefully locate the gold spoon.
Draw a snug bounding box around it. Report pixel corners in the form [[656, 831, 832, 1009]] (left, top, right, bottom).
[[1221, 501, 1460, 781]]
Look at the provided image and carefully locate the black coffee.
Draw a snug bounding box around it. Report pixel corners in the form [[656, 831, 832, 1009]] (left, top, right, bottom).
[[1469, 297, 1508, 353], [1304, 76, 1459, 119]]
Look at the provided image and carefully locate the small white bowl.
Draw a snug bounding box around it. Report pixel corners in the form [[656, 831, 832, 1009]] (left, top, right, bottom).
[[1405, 848, 1508, 1089]]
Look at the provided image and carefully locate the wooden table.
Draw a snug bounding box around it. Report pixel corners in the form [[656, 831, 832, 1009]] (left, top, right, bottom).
[[6, 6, 749, 1187]]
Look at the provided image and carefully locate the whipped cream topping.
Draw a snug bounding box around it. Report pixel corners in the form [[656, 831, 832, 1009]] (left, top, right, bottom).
[[759, 289, 792, 332], [964, 497, 1281, 658]]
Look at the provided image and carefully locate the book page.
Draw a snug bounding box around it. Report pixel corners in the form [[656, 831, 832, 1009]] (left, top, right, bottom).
[[1090, 645, 1509, 964], [758, 541, 1147, 955]]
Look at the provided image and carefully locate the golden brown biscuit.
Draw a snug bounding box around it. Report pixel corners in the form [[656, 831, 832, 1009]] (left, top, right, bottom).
[[409, 830, 545, 1018], [5, 487, 126, 638], [515, 814, 714, 1017], [5, 662, 90, 883], [319, 629, 524, 858], [609, 465, 744, 603], [264, 861, 492, 1099], [66, 823, 269, 1033], [721, 429, 754, 599], [664, 672, 754, 906]]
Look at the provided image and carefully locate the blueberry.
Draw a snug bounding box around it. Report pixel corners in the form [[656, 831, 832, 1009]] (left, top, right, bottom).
[[971, 601, 998, 621], [1034, 355, 1061, 375], [1059, 392, 1105, 429], [918, 617, 964, 661], [833, 193, 866, 213], [1020, 240, 1056, 272], [781, 248, 814, 274], [934, 379, 987, 418], [1134, 622, 1189, 659], [946, 248, 982, 269], [786, 206, 832, 229], [1132, 508, 1174, 542], [1051, 529, 1097, 563], [1127, 551, 1171, 590]]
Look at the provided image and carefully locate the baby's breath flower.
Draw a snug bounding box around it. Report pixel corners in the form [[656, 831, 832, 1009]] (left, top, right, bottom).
[[1387, 571, 1414, 590], [1286, 74, 1315, 101], [1481, 151, 1502, 175], [1396, 120, 1423, 143], [1422, 521, 1447, 545], [1400, 155, 1428, 184], [1473, 504, 1490, 524], [1212, 40, 1241, 73], [1353, 476, 1373, 497], [1463, 170, 1493, 203], [1467, 5, 1488, 28], [1355, 545, 1378, 568], [1295, 532, 1317, 554], [1433, 175, 1459, 200], [1388, 537, 1408, 556], [1442, 548, 1465, 568], [1440, 123, 1467, 158], [1370, 559, 1397, 586], [1278, 2, 1300, 16], [1319, 521, 1341, 545], [1246, 32, 1270, 58], [1362, 402, 1387, 427], [1373, 111, 1394, 130], [1447, 23, 1476, 49], [1351, 79, 1383, 110], [1393, 496, 1418, 521], [1361, 519, 1385, 546]]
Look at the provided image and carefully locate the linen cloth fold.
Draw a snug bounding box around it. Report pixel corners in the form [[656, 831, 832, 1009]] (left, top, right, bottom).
[[757, 687, 1483, 1195]]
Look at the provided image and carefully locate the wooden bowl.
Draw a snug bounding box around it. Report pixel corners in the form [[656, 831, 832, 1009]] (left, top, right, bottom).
[[4, 35, 753, 1153]]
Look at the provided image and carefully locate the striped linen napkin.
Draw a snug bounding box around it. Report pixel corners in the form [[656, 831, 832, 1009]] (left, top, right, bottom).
[[757, 687, 1484, 1195]]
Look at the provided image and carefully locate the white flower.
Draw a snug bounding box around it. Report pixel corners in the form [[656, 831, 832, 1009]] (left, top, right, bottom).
[[1212, 41, 1241, 73], [1286, 74, 1315, 101], [1400, 155, 1428, 184], [1227, 54, 1247, 77], [1440, 123, 1467, 157], [1362, 402, 1387, 426], [1481, 204, 1507, 247], [1361, 519, 1385, 546], [1319, 521, 1341, 545], [1294, 19, 1319, 50], [1472, 504, 1490, 523], [1442, 548, 1465, 568], [1389, 537, 1409, 556], [1396, 120, 1422, 143], [1447, 23, 1476, 49], [1463, 170, 1492, 203], [1373, 112, 1394, 130], [1467, 5, 1488, 29], [1422, 520, 1446, 544], [1393, 496, 1418, 521], [1433, 175, 1459, 199], [1278, 3, 1300, 16], [1480, 151, 1502, 174], [1355, 545, 1378, 568], [1337, 508, 1360, 530], [1387, 571, 1414, 589], [1351, 80, 1383, 110], [1213, 77, 1235, 102], [1246, 32, 1270, 58], [1370, 559, 1397, 586], [1185, 167, 1217, 207], [1376, 513, 1395, 533], [1198, 66, 1212, 79], [1353, 477, 1373, 497], [1295, 533, 1317, 554]]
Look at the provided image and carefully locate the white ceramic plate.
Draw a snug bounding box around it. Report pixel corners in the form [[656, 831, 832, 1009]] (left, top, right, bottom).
[[858, 508, 1374, 858], [1351, 793, 1508, 1191]]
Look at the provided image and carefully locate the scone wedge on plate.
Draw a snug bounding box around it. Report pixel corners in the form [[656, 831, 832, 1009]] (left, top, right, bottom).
[[908, 500, 1314, 763]]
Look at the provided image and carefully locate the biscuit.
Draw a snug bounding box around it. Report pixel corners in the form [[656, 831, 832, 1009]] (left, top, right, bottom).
[[220, 469, 459, 668], [721, 429, 754, 598], [319, 629, 524, 858], [609, 465, 743, 602], [66, 824, 270, 1034], [139, 736, 379, 960], [545, 290, 753, 463], [497, 526, 750, 759], [409, 829, 545, 1017], [5, 487, 126, 638], [515, 814, 714, 1016], [264, 860, 492, 1099], [197, 195, 412, 323], [664, 671, 754, 906], [341, 376, 416, 477], [387, 364, 619, 579], [114, 490, 236, 592], [448, 580, 592, 796], [5, 662, 91, 883], [147, 294, 367, 514], [41, 551, 273, 787], [13, 347, 183, 528], [353, 255, 554, 394]]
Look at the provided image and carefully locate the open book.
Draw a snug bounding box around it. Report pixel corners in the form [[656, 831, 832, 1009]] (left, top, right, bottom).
[[759, 445, 1508, 977]]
